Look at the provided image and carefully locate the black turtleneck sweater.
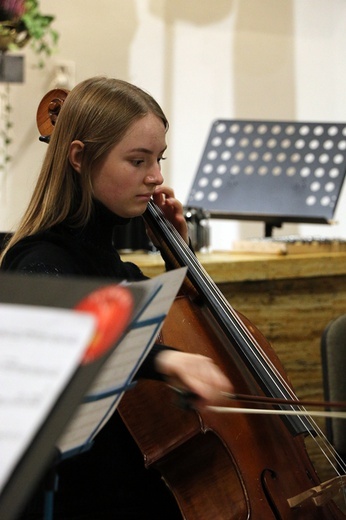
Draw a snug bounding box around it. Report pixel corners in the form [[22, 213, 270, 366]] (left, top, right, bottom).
[[2, 201, 146, 278], [2, 201, 182, 520]]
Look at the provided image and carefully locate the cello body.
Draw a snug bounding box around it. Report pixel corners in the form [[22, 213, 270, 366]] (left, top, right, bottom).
[[120, 294, 345, 519], [119, 203, 346, 519]]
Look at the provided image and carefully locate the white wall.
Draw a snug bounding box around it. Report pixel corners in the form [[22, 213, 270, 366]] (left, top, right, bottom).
[[294, 0, 346, 239], [1, 0, 346, 249]]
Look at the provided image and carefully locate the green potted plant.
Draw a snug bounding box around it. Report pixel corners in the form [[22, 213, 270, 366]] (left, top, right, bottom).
[[0, 0, 59, 66], [0, 0, 59, 174]]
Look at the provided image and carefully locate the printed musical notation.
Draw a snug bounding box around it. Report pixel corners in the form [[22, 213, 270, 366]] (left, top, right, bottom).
[[0, 305, 96, 493]]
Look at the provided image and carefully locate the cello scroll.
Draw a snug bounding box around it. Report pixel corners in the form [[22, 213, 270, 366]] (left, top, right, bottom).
[[36, 88, 69, 142]]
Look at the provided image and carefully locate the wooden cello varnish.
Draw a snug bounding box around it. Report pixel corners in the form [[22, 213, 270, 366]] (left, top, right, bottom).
[[119, 201, 346, 519]]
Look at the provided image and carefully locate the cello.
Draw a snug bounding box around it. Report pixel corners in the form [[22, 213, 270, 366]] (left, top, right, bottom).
[[36, 88, 346, 519], [119, 200, 346, 519]]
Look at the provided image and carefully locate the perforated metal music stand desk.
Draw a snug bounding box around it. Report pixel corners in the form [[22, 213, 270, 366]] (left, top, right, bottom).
[[186, 120, 346, 236]]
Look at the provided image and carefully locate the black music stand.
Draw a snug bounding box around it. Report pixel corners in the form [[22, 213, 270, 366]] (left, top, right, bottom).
[[0, 269, 186, 520], [0, 273, 144, 520], [186, 120, 346, 236]]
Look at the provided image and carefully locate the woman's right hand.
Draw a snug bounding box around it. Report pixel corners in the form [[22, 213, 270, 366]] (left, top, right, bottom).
[[154, 349, 233, 407]]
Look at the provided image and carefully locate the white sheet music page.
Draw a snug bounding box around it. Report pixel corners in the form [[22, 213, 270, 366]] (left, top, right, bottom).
[[0, 304, 95, 494]]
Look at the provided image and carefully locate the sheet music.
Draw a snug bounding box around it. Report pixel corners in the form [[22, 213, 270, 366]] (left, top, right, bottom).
[[57, 267, 187, 455], [0, 305, 96, 494]]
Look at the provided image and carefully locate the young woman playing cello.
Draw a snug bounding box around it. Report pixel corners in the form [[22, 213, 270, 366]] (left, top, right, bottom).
[[0, 76, 232, 519]]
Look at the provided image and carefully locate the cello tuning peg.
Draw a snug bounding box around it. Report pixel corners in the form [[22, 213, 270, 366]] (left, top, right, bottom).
[[39, 135, 50, 144]]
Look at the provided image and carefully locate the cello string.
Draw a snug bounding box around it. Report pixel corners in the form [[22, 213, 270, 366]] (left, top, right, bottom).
[[147, 201, 346, 482], [151, 205, 338, 408], [150, 204, 329, 411], [162, 206, 346, 491], [205, 268, 346, 478]]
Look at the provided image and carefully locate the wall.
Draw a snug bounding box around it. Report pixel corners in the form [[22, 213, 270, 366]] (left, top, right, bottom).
[[1, 0, 346, 250]]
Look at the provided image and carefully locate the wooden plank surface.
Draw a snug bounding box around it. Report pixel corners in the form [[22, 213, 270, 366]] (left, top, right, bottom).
[[124, 251, 346, 283]]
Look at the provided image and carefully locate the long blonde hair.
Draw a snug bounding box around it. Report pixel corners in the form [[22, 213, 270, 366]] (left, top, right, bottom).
[[1, 77, 168, 263]]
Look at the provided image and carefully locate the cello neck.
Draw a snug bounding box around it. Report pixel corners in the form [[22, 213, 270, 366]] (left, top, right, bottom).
[[144, 199, 313, 436]]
